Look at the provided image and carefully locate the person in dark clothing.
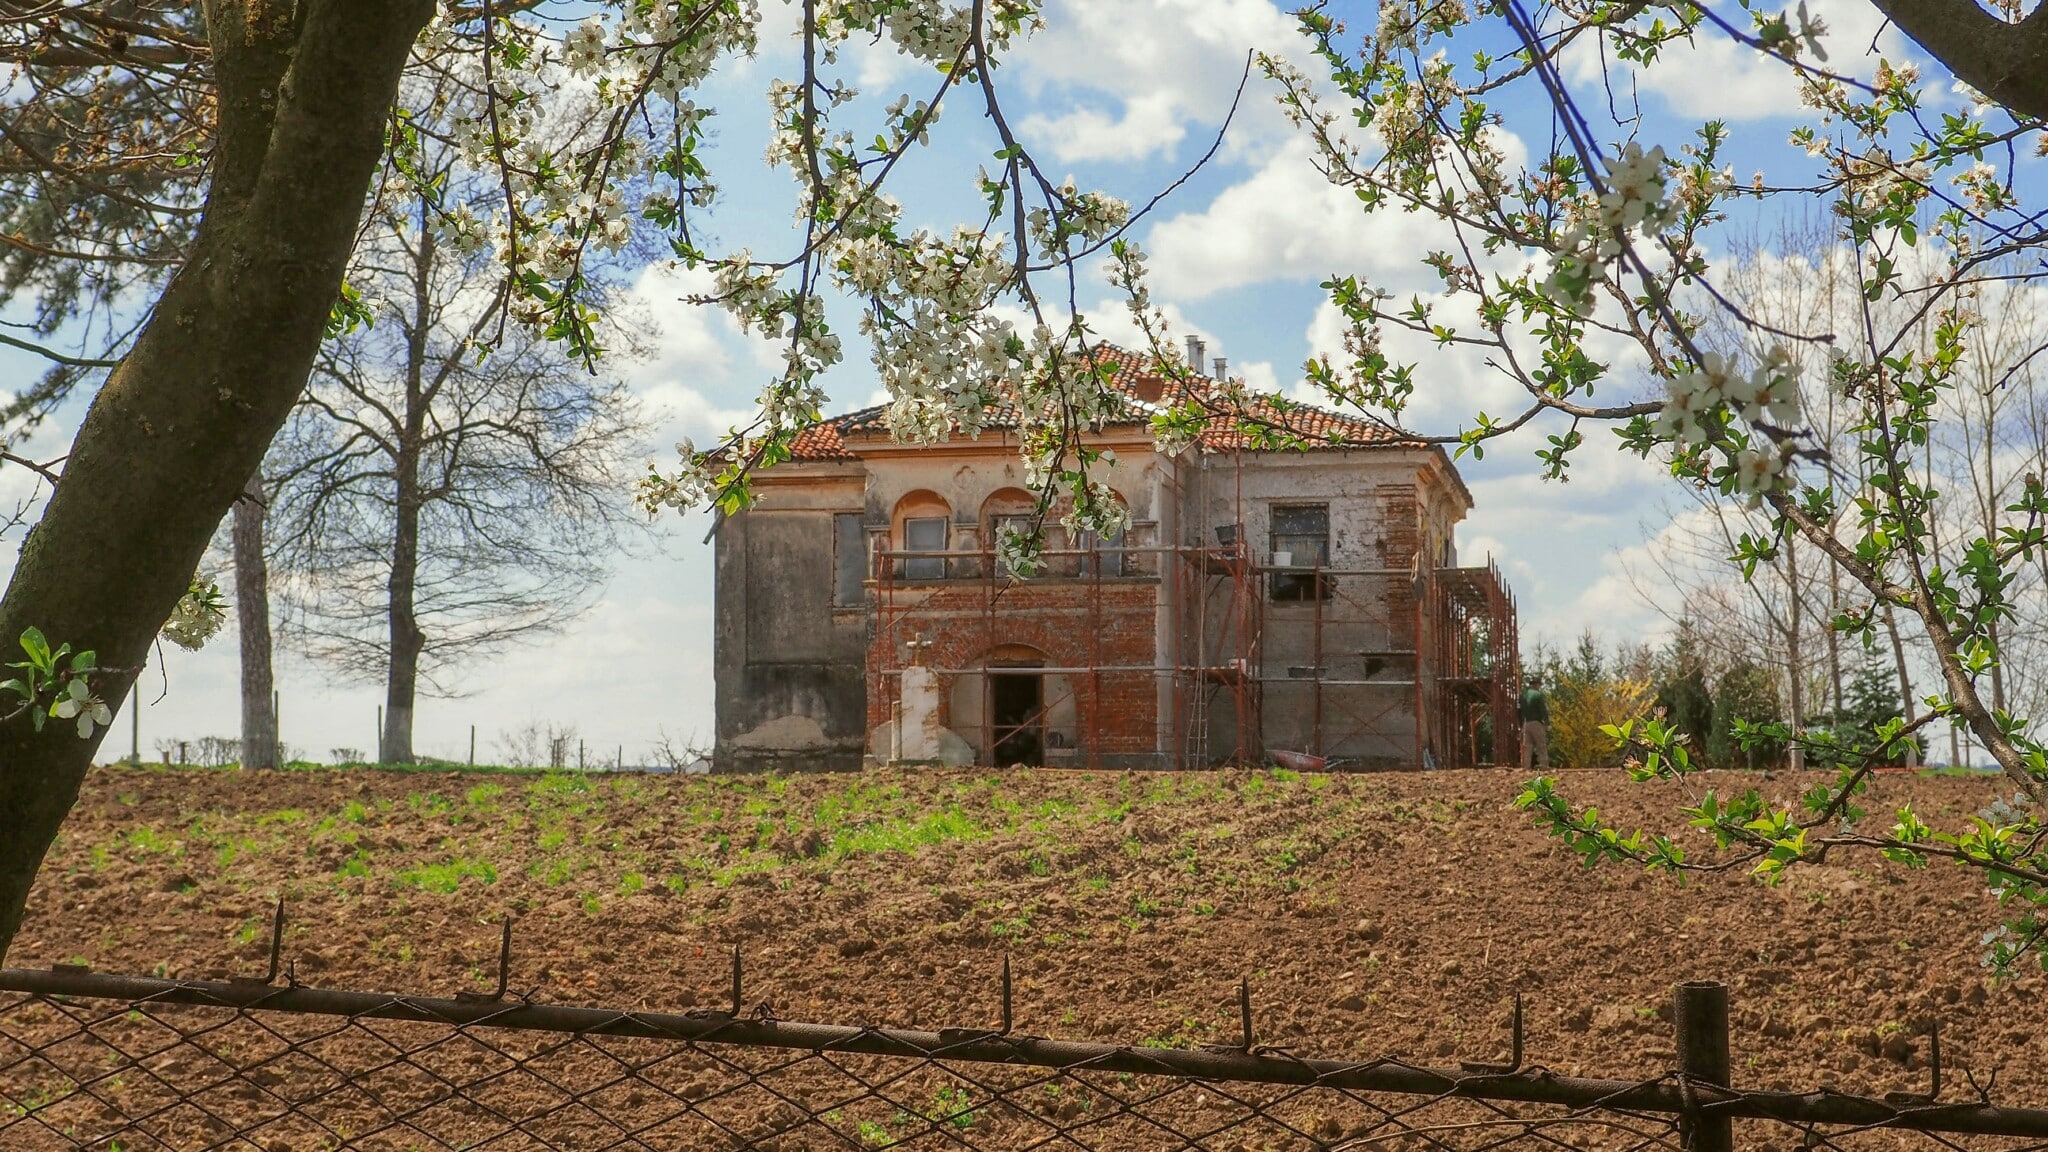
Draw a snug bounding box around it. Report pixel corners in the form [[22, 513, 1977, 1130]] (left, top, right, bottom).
[[1518, 675, 1550, 771]]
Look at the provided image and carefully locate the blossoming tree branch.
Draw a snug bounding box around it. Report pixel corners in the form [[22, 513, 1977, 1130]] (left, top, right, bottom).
[[1242, 0, 2048, 966], [6, 0, 2048, 974], [0, 0, 1173, 964]]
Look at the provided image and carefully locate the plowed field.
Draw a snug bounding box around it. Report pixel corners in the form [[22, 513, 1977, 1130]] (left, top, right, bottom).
[[9, 763, 2044, 1101]]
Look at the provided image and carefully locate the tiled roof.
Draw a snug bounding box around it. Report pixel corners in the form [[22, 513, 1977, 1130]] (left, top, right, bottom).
[[782, 344, 1414, 461], [784, 421, 858, 460]]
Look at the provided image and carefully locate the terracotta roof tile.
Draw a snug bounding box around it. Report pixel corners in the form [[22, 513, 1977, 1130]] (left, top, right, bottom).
[[782, 344, 1414, 461], [784, 421, 856, 460]]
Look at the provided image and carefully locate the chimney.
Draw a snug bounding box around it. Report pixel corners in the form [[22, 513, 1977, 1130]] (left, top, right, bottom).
[[1212, 356, 1228, 381], [1185, 335, 1205, 371]]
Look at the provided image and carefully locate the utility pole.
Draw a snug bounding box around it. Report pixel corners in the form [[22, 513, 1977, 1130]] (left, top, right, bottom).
[[129, 680, 140, 767], [469, 725, 476, 766], [376, 707, 383, 764]]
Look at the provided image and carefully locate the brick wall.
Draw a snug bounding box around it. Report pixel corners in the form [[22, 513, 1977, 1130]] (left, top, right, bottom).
[[867, 578, 1161, 761], [1373, 483, 1423, 636]]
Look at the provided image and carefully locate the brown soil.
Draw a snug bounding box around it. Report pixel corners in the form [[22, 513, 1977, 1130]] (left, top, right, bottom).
[[4, 763, 2047, 1147]]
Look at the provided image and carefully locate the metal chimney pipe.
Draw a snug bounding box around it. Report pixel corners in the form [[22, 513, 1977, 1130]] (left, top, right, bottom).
[[1213, 356, 1228, 381], [1185, 335, 1204, 370]]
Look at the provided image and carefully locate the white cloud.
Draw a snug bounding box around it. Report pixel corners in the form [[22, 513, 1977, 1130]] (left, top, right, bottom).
[[1564, 0, 1908, 122], [1456, 450, 1678, 646], [1295, 272, 1657, 438], [1142, 132, 1530, 300], [1143, 138, 1367, 297], [619, 259, 880, 447], [1076, 293, 1221, 356], [1013, 0, 1312, 165]]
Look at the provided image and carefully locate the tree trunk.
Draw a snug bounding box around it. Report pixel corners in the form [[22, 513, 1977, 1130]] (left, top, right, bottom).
[[1883, 603, 1919, 769], [233, 470, 279, 769], [379, 221, 435, 766], [0, 0, 433, 965], [1786, 532, 1806, 771], [381, 476, 423, 764], [1825, 557, 1843, 720]]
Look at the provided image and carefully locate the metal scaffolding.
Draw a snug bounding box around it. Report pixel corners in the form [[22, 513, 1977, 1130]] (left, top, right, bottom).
[[865, 532, 1519, 771]]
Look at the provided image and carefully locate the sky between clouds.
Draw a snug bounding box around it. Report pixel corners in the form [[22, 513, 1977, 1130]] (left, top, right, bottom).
[[0, 0, 1947, 764]]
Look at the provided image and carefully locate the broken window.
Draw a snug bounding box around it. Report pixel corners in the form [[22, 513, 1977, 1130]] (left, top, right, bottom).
[[1269, 503, 1331, 601], [833, 513, 867, 606], [902, 516, 949, 580]]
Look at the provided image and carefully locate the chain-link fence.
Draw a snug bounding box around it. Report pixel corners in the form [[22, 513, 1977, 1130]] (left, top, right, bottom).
[[2, 939, 2044, 1151]]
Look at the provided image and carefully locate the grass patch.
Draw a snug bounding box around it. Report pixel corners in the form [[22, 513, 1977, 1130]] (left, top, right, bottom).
[[397, 858, 499, 893], [831, 806, 985, 857]]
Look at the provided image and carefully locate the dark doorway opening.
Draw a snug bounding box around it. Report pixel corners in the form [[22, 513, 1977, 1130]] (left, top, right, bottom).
[[990, 673, 1044, 766]]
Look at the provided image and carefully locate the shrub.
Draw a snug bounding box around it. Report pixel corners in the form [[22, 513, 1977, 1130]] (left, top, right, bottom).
[[1550, 677, 1656, 768]]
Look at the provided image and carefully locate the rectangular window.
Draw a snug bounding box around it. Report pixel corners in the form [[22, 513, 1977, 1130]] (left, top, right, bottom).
[[902, 516, 949, 581], [1076, 527, 1128, 577], [833, 513, 867, 606], [1270, 504, 1331, 601]]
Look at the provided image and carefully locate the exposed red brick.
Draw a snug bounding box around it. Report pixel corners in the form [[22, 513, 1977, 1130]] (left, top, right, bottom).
[[866, 579, 1160, 760]]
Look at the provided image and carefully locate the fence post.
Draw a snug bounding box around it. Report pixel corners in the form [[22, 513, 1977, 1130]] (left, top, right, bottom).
[[1674, 980, 1733, 1152]]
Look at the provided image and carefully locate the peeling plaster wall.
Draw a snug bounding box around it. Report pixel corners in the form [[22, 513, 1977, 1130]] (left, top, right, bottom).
[[712, 466, 869, 772], [712, 432, 1482, 772], [1176, 448, 1470, 768], [857, 433, 1165, 562]]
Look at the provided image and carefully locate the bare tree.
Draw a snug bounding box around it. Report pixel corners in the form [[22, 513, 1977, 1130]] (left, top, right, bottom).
[[1928, 257, 2048, 727], [496, 721, 581, 770], [267, 180, 648, 764], [1627, 226, 2048, 768]]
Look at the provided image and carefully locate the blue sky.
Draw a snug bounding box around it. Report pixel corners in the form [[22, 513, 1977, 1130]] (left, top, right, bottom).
[[0, 0, 1946, 763]]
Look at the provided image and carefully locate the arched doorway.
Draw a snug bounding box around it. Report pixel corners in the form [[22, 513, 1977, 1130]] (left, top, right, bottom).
[[987, 643, 1044, 766]]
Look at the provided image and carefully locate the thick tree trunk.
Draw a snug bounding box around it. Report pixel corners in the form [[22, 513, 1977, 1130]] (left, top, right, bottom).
[[234, 471, 279, 769], [1868, 0, 2048, 121], [0, 0, 433, 965]]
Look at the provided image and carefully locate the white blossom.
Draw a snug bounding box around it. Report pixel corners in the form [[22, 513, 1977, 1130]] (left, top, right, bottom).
[[160, 578, 226, 652], [1540, 144, 1673, 315], [1732, 446, 1791, 503], [51, 678, 112, 740]]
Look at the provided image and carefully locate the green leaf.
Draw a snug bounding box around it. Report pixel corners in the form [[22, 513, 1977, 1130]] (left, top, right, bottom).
[[18, 627, 50, 670]]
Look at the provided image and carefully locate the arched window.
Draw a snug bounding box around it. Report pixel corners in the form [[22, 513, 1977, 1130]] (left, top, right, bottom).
[[981, 488, 1037, 575], [892, 490, 952, 580]]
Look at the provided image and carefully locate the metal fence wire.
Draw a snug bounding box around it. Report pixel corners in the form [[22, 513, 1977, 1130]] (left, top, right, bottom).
[[2, 935, 2046, 1152]]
